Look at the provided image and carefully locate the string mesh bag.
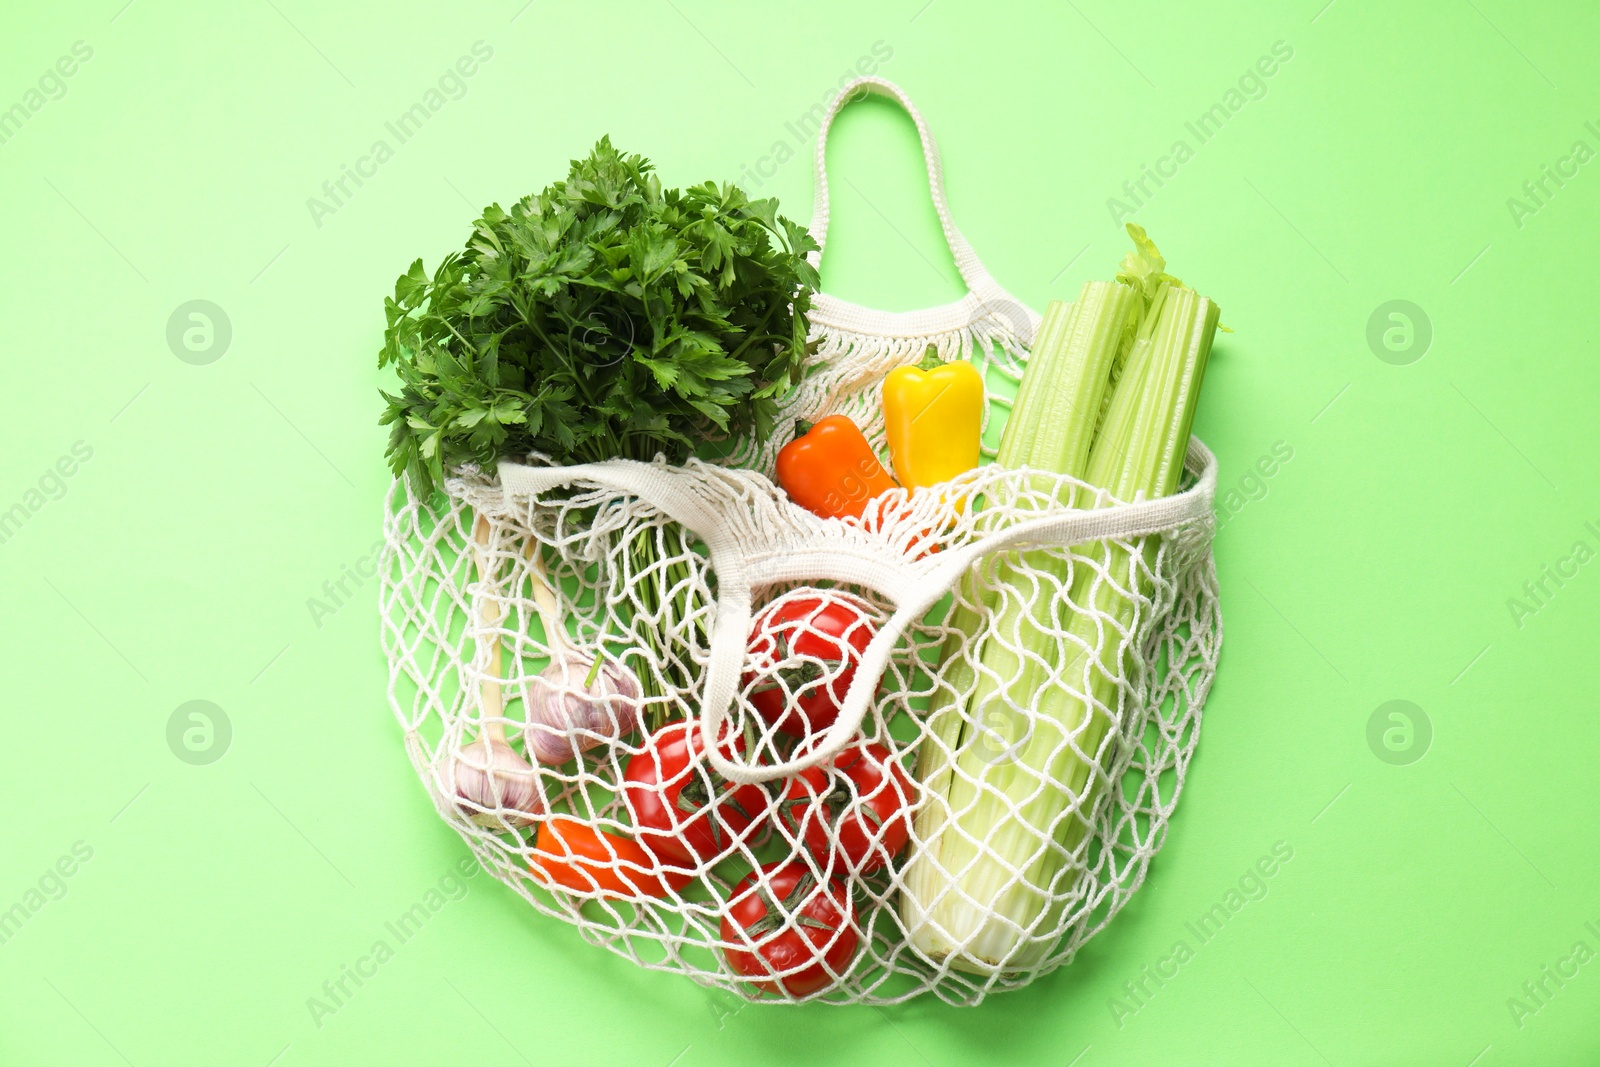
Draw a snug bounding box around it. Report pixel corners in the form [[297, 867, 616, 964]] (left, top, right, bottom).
[[380, 77, 1222, 1006]]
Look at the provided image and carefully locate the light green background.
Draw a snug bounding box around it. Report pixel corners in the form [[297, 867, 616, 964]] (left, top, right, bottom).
[[3, 1, 1597, 1064]]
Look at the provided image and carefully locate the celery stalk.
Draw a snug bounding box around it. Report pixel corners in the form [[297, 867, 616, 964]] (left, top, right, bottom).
[[901, 227, 1219, 973], [903, 280, 1140, 955], [909, 300, 1077, 834], [997, 287, 1137, 475]]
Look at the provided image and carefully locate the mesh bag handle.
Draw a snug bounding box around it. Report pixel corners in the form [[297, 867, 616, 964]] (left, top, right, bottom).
[[499, 438, 1217, 785], [806, 76, 1040, 345], [809, 76, 991, 291]]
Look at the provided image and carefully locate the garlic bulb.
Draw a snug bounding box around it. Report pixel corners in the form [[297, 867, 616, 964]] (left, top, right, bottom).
[[520, 544, 642, 765], [523, 651, 641, 765], [436, 733, 543, 828]]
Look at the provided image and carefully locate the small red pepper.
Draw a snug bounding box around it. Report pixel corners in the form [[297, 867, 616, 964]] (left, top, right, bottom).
[[776, 415, 899, 520]]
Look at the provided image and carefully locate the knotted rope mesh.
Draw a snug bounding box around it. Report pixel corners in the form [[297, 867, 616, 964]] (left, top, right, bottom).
[[380, 321, 1220, 1005]]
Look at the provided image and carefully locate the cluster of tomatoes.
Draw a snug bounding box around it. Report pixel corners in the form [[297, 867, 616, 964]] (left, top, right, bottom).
[[617, 593, 911, 996]]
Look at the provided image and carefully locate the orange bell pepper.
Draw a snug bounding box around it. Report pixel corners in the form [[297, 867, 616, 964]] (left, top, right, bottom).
[[529, 817, 693, 899], [776, 414, 899, 520]]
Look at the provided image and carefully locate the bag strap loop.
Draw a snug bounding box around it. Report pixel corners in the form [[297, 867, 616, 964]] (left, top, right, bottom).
[[808, 76, 1000, 300]]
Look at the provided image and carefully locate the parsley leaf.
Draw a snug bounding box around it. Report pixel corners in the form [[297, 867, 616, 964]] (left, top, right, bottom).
[[378, 137, 819, 496]]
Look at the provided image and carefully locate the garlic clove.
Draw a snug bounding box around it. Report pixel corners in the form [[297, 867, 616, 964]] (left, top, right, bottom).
[[437, 735, 544, 828], [523, 652, 641, 765]]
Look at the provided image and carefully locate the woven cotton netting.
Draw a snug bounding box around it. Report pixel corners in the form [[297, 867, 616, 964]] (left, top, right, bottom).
[[380, 423, 1221, 1005]]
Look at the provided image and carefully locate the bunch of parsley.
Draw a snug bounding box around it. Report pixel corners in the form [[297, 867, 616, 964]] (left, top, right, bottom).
[[379, 137, 819, 496]]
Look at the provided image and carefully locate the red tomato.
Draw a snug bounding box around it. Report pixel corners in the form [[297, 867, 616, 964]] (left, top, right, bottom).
[[720, 862, 859, 996], [778, 743, 913, 874], [622, 721, 770, 866], [743, 594, 878, 738]]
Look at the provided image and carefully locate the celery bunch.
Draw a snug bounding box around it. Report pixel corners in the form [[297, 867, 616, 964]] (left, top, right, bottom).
[[901, 226, 1219, 974]]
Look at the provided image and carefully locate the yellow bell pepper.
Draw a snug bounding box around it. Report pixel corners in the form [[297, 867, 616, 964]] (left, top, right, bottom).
[[882, 347, 985, 490]]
